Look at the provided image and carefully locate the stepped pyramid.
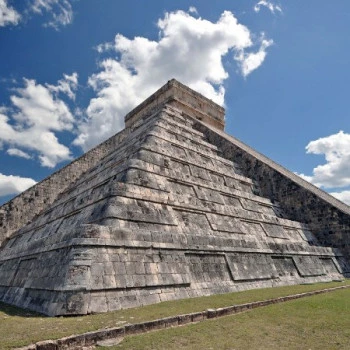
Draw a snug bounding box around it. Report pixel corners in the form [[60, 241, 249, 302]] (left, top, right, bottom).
[[0, 79, 349, 316]]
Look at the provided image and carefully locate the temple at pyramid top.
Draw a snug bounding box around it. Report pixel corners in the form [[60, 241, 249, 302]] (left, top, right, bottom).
[[0, 79, 349, 316], [125, 79, 225, 130]]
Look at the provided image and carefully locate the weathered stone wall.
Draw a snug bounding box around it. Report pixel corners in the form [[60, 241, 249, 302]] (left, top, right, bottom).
[[0, 127, 130, 245], [196, 121, 350, 272], [0, 105, 344, 316], [0, 80, 348, 316]]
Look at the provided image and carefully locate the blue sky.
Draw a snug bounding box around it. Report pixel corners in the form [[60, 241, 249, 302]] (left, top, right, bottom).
[[0, 0, 349, 205]]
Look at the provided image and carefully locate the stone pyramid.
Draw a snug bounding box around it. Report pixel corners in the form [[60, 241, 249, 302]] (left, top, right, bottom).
[[0, 79, 349, 316]]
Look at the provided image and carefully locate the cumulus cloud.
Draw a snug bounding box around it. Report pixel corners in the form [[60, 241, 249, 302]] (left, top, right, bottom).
[[7, 148, 32, 159], [95, 42, 114, 54], [0, 0, 77, 29], [254, 1, 282, 14], [0, 0, 20, 26], [0, 73, 77, 167], [46, 72, 78, 100], [0, 173, 36, 196], [299, 131, 350, 189], [236, 37, 273, 77], [188, 6, 198, 15], [75, 9, 272, 150], [30, 0, 74, 29]]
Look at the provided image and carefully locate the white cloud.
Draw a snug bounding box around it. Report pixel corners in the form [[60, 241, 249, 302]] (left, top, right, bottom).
[[75, 10, 272, 150], [188, 6, 198, 15], [7, 148, 32, 159], [95, 42, 114, 53], [330, 190, 350, 205], [0, 173, 36, 196], [0, 0, 20, 27], [0, 73, 77, 167], [30, 0, 74, 29], [46, 72, 78, 100], [299, 131, 350, 189], [254, 1, 282, 14], [0, 0, 76, 29], [236, 38, 273, 77]]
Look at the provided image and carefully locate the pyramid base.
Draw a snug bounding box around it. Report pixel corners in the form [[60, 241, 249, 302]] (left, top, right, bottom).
[[0, 275, 342, 316], [0, 242, 343, 316]]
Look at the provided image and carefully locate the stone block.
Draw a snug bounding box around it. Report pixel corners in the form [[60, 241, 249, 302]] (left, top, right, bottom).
[[35, 340, 58, 350]]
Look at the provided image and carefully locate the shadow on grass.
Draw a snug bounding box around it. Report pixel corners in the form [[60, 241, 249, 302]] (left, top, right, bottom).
[[0, 301, 45, 318]]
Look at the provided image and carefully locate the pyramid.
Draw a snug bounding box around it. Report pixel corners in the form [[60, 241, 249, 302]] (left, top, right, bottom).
[[0, 79, 349, 316]]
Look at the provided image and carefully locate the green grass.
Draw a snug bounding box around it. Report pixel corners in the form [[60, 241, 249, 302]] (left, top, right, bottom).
[[0, 280, 349, 349], [102, 288, 350, 350]]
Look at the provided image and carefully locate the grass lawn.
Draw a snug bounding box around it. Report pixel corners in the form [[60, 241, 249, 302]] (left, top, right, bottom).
[[101, 288, 350, 350], [0, 280, 349, 349]]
